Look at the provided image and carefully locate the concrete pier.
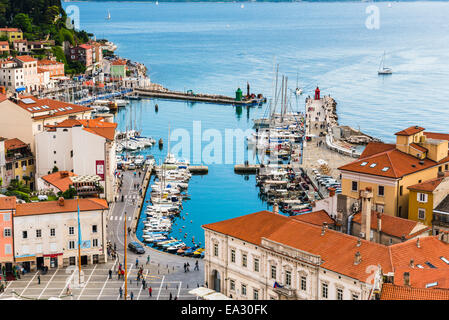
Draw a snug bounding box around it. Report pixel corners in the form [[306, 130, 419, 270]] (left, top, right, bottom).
[[234, 164, 290, 174], [157, 164, 208, 175]]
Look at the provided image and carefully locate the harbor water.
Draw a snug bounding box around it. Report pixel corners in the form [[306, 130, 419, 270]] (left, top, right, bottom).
[[65, 1, 449, 247]]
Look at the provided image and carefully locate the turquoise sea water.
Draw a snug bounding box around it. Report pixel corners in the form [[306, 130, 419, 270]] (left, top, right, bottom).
[[64, 1, 449, 246]]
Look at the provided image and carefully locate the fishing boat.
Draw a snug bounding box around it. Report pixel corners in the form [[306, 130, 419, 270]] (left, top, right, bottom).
[[378, 51, 393, 75]]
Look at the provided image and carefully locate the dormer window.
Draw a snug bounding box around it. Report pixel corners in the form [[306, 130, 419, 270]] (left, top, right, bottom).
[[370, 163, 377, 168], [381, 167, 389, 172], [360, 162, 368, 166]]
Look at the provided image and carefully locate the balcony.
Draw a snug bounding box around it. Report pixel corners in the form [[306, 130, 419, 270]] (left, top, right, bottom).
[[273, 285, 297, 300], [432, 213, 449, 228]]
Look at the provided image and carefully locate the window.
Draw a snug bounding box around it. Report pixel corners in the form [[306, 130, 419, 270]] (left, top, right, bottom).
[[230, 279, 235, 291], [321, 283, 328, 299], [271, 265, 276, 279], [93, 239, 98, 247], [351, 181, 358, 192], [21, 160, 26, 167], [445, 164, 448, 171], [22, 231, 27, 239], [285, 270, 291, 286], [400, 186, 403, 196], [418, 193, 428, 203], [28, 159, 34, 165], [4, 228, 11, 237], [4, 244, 11, 255], [69, 226, 74, 235], [254, 258, 259, 272], [352, 293, 359, 300], [36, 229, 41, 238], [418, 208, 426, 220], [253, 289, 259, 300], [230, 249, 235, 263], [68, 241, 75, 249], [378, 185, 384, 197], [337, 288, 343, 300], [69, 257, 76, 265], [242, 253, 247, 267], [213, 243, 218, 257], [37, 124, 41, 131], [439, 166, 442, 172], [92, 225, 97, 233], [70, 150, 73, 158], [301, 276, 307, 291], [50, 228, 55, 237], [241, 284, 247, 296]]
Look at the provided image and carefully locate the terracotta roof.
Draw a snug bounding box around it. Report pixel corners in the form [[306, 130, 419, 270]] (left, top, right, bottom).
[[395, 126, 425, 136], [0, 28, 21, 32], [0, 196, 16, 210], [389, 236, 449, 270], [15, 198, 108, 216], [77, 44, 92, 50], [410, 143, 427, 153], [393, 268, 449, 289], [380, 283, 449, 300], [111, 59, 127, 66], [53, 118, 117, 140], [352, 211, 430, 239], [338, 143, 449, 178], [291, 210, 335, 227], [13, 40, 26, 43], [15, 96, 91, 120], [0, 41, 9, 46], [435, 195, 449, 213], [203, 211, 393, 282], [16, 55, 36, 63], [4, 138, 27, 151], [38, 59, 64, 66], [407, 174, 449, 192], [424, 132, 449, 142], [41, 171, 77, 192]]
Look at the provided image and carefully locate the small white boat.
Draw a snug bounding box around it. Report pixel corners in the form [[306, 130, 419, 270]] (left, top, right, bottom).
[[378, 51, 392, 75], [106, 10, 111, 20]]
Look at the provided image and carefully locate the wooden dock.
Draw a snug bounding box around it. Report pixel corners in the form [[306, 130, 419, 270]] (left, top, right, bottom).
[[134, 88, 264, 106]]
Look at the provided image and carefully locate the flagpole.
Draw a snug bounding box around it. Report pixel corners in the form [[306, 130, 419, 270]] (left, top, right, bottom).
[[77, 197, 82, 286], [124, 211, 127, 300]]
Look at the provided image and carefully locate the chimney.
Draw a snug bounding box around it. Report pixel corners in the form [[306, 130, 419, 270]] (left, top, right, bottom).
[[329, 187, 335, 197], [321, 222, 327, 235], [409, 259, 414, 268], [359, 188, 373, 241], [376, 212, 382, 233], [403, 272, 410, 286], [416, 238, 421, 248], [58, 197, 65, 206], [272, 203, 279, 215], [438, 231, 449, 244], [356, 238, 361, 247], [354, 251, 361, 265]]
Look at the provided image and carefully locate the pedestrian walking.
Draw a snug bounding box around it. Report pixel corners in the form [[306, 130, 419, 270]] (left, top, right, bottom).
[[37, 275, 40, 285], [142, 279, 146, 290], [194, 260, 199, 271], [136, 258, 139, 267], [149, 286, 152, 297], [186, 262, 190, 272], [130, 291, 134, 300], [114, 243, 117, 251], [146, 255, 150, 265], [119, 287, 123, 298], [169, 292, 172, 300], [109, 269, 112, 279], [118, 270, 121, 280]]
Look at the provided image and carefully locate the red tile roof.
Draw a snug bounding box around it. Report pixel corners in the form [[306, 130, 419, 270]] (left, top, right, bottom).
[[4, 138, 27, 151], [291, 210, 336, 227], [112, 59, 127, 66], [0, 196, 16, 210], [41, 171, 77, 192], [380, 283, 449, 300], [338, 144, 449, 178], [395, 126, 425, 136], [407, 174, 449, 192], [16, 55, 36, 63], [203, 211, 393, 283], [78, 44, 92, 50], [410, 143, 427, 153], [424, 132, 449, 142], [393, 268, 449, 289], [0, 28, 21, 32], [352, 211, 430, 239], [15, 198, 108, 216], [38, 59, 64, 66], [53, 118, 117, 141], [15, 96, 91, 120]]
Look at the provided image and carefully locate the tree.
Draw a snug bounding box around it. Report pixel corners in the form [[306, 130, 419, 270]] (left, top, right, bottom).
[[52, 165, 59, 173], [57, 186, 77, 199], [22, 175, 31, 186], [12, 13, 33, 33]]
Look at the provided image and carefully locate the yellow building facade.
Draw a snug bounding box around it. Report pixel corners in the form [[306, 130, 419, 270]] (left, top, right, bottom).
[[339, 126, 449, 219], [0, 28, 23, 42]]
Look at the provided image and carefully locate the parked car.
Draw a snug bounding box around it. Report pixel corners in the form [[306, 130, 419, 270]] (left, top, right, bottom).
[[128, 242, 145, 254], [128, 163, 136, 170]]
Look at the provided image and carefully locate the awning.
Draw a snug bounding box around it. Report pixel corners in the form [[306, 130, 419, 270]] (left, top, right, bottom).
[[15, 87, 26, 92], [188, 287, 232, 300]]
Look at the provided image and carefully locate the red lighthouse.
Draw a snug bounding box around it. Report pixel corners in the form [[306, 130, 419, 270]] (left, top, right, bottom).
[[314, 86, 320, 100]]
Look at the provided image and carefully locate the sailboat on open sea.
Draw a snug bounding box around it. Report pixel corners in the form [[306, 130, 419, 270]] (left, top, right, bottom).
[[378, 51, 392, 75], [106, 10, 111, 21]]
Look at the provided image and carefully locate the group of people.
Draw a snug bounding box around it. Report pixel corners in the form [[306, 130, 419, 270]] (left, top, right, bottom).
[[183, 260, 200, 272]]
